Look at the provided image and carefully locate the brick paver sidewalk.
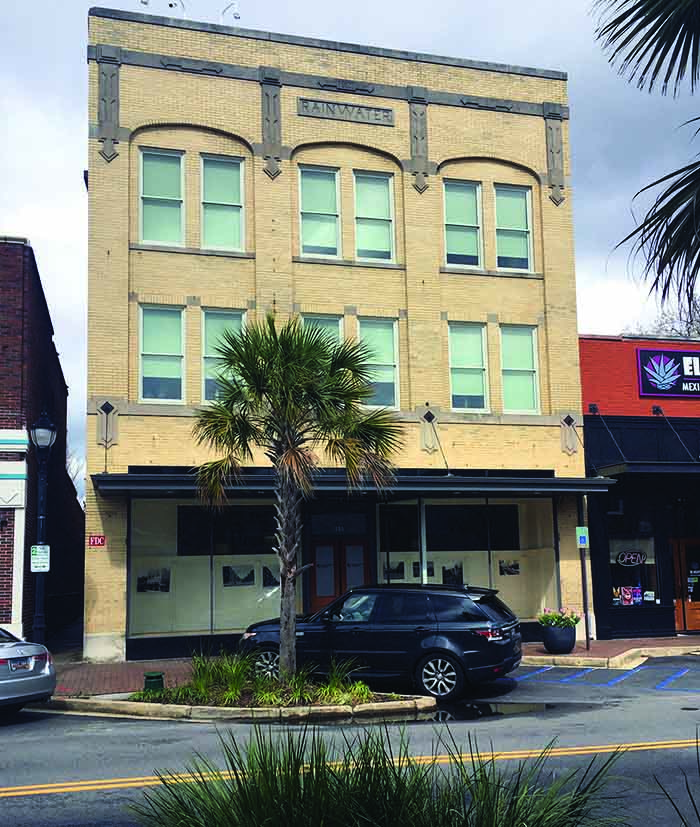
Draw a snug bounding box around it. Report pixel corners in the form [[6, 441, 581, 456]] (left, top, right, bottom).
[[523, 635, 700, 660], [55, 659, 193, 697]]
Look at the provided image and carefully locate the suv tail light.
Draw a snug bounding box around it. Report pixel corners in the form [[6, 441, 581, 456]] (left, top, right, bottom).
[[475, 628, 505, 642]]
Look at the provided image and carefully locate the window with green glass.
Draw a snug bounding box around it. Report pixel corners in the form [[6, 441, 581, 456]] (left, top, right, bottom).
[[202, 157, 242, 250], [203, 310, 243, 401], [141, 150, 183, 245], [444, 181, 480, 267], [355, 173, 393, 261], [300, 168, 339, 256], [359, 318, 397, 407], [495, 186, 530, 270], [501, 325, 538, 413], [141, 306, 184, 401], [302, 314, 342, 343], [449, 323, 487, 410]]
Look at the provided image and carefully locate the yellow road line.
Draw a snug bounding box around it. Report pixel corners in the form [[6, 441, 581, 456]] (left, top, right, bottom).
[[1, 737, 698, 799]]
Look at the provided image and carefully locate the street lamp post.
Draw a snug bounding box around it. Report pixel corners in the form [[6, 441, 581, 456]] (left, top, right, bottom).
[[29, 412, 56, 645]]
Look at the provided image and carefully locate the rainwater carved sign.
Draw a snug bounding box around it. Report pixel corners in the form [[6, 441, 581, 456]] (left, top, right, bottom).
[[638, 348, 700, 397], [616, 550, 647, 567], [297, 97, 395, 127]]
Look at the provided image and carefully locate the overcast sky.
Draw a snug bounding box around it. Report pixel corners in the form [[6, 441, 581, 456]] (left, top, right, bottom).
[[2, 0, 699, 479]]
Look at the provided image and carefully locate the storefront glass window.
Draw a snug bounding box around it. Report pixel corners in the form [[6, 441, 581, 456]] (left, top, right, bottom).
[[129, 500, 282, 638], [379, 503, 419, 583], [609, 538, 657, 606], [376, 500, 558, 621]]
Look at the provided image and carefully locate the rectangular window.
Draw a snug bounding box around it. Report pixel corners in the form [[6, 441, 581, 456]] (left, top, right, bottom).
[[449, 323, 487, 410], [609, 538, 657, 606], [141, 150, 183, 245], [203, 310, 243, 401], [355, 173, 393, 261], [495, 185, 531, 270], [300, 167, 339, 256], [141, 306, 183, 401], [359, 318, 397, 407], [201, 156, 242, 250], [501, 325, 538, 413], [302, 314, 342, 342], [444, 181, 480, 267]]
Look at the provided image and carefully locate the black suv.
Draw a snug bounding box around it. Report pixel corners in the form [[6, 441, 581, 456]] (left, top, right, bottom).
[[238, 584, 521, 701]]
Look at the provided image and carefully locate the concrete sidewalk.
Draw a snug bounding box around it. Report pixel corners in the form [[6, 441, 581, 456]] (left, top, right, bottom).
[[49, 636, 700, 698]]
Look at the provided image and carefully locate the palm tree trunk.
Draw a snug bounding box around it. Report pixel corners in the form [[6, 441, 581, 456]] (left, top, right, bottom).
[[274, 470, 303, 678]]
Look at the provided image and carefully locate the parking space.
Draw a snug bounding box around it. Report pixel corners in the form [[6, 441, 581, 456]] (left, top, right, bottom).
[[512, 657, 700, 693]]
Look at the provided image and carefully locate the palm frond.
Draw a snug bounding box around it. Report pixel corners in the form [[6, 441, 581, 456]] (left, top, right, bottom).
[[193, 400, 260, 459], [324, 409, 403, 488], [596, 0, 700, 95], [194, 313, 403, 499], [195, 455, 241, 505], [276, 443, 318, 495], [622, 156, 700, 304]]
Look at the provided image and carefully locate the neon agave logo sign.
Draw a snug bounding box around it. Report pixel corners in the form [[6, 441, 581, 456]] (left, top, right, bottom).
[[643, 354, 681, 391]]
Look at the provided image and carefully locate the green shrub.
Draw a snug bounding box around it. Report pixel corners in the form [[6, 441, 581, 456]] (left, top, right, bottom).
[[130, 654, 376, 709], [131, 727, 625, 827]]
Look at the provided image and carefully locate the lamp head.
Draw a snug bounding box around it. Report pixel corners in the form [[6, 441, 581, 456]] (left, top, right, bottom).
[[30, 411, 57, 451]]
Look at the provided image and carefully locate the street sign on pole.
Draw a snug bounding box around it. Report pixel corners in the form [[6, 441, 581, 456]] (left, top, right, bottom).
[[31, 545, 51, 574], [30, 544, 50, 573], [576, 526, 589, 549]]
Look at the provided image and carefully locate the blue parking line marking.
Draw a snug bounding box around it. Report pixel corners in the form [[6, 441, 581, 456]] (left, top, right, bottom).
[[655, 668, 690, 690], [515, 666, 553, 681], [588, 665, 648, 687], [559, 668, 594, 683]]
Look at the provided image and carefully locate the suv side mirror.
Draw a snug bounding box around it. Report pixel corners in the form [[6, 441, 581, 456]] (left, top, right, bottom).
[[320, 610, 333, 623]]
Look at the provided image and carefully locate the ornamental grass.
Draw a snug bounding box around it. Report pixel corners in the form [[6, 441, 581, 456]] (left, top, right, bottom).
[[131, 726, 626, 827]]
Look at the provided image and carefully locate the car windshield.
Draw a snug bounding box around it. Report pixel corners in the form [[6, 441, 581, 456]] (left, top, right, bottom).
[[0, 628, 19, 643], [471, 593, 515, 622]]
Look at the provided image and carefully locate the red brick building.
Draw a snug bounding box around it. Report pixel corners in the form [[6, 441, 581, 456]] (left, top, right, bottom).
[[0, 237, 84, 640], [581, 334, 700, 639]]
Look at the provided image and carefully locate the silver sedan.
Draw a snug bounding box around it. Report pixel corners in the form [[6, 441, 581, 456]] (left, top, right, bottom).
[[0, 627, 57, 715]]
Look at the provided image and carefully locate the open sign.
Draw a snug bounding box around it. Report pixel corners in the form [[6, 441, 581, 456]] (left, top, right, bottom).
[[616, 550, 647, 567]]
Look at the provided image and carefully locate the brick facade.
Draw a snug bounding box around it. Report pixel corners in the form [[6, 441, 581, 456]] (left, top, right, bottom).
[[0, 238, 84, 640], [0, 510, 14, 624], [580, 335, 700, 418], [86, 8, 592, 660]]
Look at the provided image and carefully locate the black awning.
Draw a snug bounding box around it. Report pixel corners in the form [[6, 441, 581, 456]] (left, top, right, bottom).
[[92, 467, 615, 497], [599, 461, 700, 476]]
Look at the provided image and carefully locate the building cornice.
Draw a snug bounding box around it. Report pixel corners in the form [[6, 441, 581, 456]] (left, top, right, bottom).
[[88, 7, 567, 82]]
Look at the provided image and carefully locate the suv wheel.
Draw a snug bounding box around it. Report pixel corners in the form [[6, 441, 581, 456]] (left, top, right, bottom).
[[417, 654, 464, 701], [254, 648, 280, 680]]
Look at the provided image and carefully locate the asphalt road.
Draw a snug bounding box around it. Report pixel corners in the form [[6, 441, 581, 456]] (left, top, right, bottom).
[[7, 657, 700, 826]]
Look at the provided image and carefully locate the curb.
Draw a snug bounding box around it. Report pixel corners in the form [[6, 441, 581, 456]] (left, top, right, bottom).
[[522, 644, 700, 670], [42, 695, 437, 723]]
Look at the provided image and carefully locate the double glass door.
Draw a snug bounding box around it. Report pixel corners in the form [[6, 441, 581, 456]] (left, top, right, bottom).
[[308, 539, 370, 614], [673, 540, 700, 631]]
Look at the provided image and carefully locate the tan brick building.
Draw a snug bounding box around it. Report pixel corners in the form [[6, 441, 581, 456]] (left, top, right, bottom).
[[85, 6, 609, 661]]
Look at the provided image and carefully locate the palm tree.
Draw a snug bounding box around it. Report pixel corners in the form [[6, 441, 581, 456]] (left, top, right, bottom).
[[597, 0, 700, 306], [193, 314, 403, 677]]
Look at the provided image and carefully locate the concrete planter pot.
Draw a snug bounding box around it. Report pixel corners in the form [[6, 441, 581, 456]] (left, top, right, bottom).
[[541, 625, 576, 655]]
